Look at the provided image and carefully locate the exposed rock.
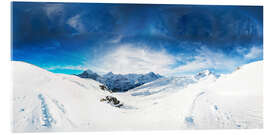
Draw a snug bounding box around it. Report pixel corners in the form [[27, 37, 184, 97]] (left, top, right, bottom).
[[100, 96, 123, 108], [99, 85, 112, 93]]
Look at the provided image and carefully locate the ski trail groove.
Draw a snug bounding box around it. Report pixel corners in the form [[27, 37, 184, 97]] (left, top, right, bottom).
[[38, 94, 55, 128], [184, 91, 205, 127]]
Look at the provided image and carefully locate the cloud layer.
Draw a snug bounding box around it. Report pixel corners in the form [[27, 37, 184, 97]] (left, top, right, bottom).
[[173, 47, 239, 74], [79, 44, 260, 76], [89, 45, 175, 74], [244, 46, 263, 60]]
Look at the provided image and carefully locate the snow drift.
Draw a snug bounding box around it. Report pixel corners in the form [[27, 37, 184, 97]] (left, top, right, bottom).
[[12, 61, 263, 132]]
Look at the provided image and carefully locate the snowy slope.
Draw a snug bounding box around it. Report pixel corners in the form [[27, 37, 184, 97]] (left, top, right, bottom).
[[119, 61, 263, 129], [127, 70, 217, 97], [12, 61, 263, 132], [190, 61, 263, 129], [12, 61, 129, 132]]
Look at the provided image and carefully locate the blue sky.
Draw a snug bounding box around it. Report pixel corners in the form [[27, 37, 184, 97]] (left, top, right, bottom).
[[12, 2, 263, 76]]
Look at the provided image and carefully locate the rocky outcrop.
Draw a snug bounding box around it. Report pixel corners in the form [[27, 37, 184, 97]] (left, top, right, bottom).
[[99, 85, 112, 93], [100, 96, 123, 108]]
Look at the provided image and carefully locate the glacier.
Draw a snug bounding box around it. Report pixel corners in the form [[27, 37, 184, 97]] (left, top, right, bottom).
[[12, 61, 263, 132]]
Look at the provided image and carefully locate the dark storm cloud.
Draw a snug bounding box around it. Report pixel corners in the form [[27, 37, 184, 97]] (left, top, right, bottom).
[[12, 3, 262, 46]]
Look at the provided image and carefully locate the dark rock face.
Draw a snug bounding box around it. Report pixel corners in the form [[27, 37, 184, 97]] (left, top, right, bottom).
[[99, 85, 107, 90], [100, 96, 123, 108], [99, 85, 112, 93]]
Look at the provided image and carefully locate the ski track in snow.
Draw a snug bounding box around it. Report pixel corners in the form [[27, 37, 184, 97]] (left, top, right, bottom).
[[185, 91, 205, 128], [184, 90, 253, 129], [38, 94, 55, 128]]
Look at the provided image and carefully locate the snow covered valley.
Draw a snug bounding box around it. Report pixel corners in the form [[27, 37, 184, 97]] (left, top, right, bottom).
[[12, 61, 263, 132]]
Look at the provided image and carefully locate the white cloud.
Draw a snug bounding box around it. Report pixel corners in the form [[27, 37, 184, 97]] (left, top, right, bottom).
[[108, 35, 122, 44], [235, 47, 248, 54], [44, 45, 261, 76], [46, 65, 88, 71], [43, 4, 64, 20], [67, 14, 86, 33], [173, 46, 238, 74], [86, 45, 242, 76], [90, 44, 175, 75], [244, 46, 263, 59], [48, 45, 243, 76]]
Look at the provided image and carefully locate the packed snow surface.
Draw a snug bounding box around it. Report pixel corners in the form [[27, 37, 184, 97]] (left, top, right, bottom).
[[12, 61, 263, 132]]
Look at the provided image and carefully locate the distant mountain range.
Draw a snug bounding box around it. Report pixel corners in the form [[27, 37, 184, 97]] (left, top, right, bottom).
[[77, 70, 162, 92]]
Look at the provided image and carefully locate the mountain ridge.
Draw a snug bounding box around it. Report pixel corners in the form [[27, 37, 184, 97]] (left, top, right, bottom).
[[77, 70, 163, 92]]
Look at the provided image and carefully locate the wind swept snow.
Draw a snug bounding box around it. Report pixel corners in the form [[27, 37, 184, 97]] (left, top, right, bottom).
[[12, 61, 263, 132]]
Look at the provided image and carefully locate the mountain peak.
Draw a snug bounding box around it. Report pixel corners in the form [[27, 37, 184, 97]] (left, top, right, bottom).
[[147, 72, 155, 74], [144, 72, 162, 78], [77, 69, 100, 80], [194, 70, 214, 80], [199, 70, 211, 75], [107, 72, 114, 75], [85, 69, 94, 74]]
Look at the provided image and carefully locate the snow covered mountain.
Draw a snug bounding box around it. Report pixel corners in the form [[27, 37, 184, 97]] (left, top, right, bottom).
[[77, 69, 101, 80], [194, 70, 219, 80], [128, 69, 218, 97], [77, 70, 162, 92], [12, 61, 263, 132]]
